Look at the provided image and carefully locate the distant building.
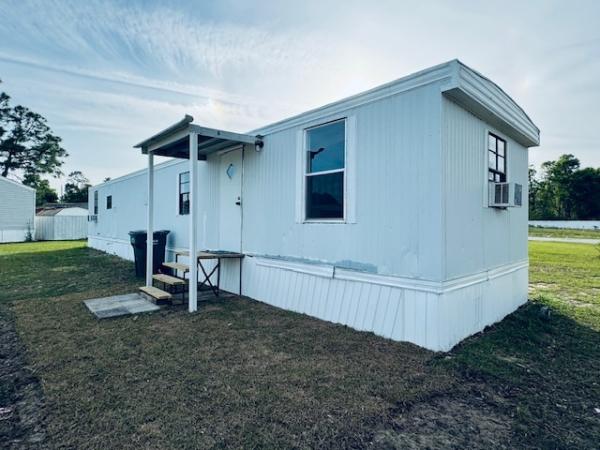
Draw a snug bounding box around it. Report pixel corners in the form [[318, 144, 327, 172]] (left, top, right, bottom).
[[35, 205, 89, 240], [0, 176, 36, 243]]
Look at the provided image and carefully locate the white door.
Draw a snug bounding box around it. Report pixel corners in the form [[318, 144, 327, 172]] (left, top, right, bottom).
[[219, 148, 242, 251]]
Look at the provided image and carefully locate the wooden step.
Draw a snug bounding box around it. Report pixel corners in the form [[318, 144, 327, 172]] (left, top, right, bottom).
[[153, 274, 185, 286], [162, 262, 189, 273], [139, 286, 172, 300]]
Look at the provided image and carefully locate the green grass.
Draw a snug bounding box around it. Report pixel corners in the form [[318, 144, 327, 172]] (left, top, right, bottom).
[[1, 240, 599, 448], [528, 225, 600, 239]]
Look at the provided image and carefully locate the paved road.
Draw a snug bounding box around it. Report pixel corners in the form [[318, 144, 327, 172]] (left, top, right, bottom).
[[528, 236, 600, 245]]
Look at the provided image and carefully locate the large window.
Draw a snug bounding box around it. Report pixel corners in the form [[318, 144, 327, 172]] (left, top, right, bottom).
[[305, 120, 345, 220], [179, 172, 190, 215], [93, 191, 98, 215], [488, 133, 507, 182]]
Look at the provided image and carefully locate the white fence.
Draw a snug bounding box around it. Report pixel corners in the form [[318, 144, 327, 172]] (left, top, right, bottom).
[[35, 216, 88, 240], [529, 220, 600, 230]]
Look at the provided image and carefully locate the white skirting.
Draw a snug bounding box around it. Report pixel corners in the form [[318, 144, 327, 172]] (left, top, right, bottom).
[[88, 237, 527, 352], [0, 228, 30, 243], [241, 256, 528, 352], [88, 236, 134, 260]]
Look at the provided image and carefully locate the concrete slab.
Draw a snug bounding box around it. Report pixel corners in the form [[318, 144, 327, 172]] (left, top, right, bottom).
[[84, 293, 160, 319]]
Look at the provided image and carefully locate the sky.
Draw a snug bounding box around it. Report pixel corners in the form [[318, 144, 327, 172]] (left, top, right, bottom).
[[0, 0, 599, 191]]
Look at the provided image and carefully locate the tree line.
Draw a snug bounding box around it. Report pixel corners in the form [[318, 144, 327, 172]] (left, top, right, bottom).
[[529, 154, 600, 220], [0, 79, 91, 205]]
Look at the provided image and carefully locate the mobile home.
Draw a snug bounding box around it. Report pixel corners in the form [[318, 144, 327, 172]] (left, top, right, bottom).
[[88, 60, 540, 351], [0, 176, 35, 243]]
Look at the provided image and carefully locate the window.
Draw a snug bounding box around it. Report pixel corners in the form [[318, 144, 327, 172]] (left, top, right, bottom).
[[179, 172, 190, 215], [305, 120, 345, 220], [93, 191, 98, 215], [488, 133, 507, 182], [106, 195, 112, 210]]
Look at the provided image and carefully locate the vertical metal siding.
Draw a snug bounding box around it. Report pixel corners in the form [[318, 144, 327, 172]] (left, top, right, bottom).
[[442, 97, 529, 279], [242, 82, 445, 281], [0, 178, 35, 242]]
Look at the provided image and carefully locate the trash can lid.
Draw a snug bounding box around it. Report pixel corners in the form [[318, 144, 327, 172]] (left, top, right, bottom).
[[128, 230, 147, 236]]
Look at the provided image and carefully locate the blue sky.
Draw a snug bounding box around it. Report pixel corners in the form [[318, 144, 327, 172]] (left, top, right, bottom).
[[0, 0, 599, 190]]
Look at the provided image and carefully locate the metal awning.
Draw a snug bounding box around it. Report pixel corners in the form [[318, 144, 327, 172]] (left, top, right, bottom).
[[134, 115, 263, 159]]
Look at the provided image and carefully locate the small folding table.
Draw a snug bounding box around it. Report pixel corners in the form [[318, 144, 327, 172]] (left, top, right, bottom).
[[175, 250, 244, 297]]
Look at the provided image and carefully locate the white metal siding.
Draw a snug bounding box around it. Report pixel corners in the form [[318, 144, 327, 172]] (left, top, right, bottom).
[[442, 97, 529, 279], [242, 82, 445, 281], [0, 177, 35, 243], [35, 215, 88, 240]]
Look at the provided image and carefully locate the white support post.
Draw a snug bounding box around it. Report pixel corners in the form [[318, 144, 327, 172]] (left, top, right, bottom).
[[146, 151, 154, 287], [188, 132, 198, 312]]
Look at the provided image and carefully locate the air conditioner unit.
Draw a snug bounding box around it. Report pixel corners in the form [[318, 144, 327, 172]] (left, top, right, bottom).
[[489, 182, 522, 208], [88, 215, 98, 222]]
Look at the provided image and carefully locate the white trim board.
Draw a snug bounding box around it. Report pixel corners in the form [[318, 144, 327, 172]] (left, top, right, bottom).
[[251, 255, 528, 295]]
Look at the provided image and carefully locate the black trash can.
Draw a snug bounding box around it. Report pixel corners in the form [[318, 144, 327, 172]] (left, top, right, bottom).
[[128, 230, 170, 277]]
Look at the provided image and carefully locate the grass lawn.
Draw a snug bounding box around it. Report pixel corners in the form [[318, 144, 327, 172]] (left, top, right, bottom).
[[528, 225, 600, 239], [1, 241, 599, 448]]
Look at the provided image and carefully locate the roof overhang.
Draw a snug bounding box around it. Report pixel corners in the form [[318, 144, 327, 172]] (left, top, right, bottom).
[[134, 115, 264, 159], [442, 61, 540, 147]]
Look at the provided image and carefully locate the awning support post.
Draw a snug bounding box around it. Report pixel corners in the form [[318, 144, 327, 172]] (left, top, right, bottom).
[[188, 132, 198, 312], [145, 151, 154, 287]]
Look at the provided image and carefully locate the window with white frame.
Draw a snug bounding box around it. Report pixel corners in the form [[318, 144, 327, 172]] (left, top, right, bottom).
[[305, 119, 345, 220], [106, 195, 112, 210], [488, 132, 507, 182], [93, 190, 98, 215], [178, 172, 190, 215]]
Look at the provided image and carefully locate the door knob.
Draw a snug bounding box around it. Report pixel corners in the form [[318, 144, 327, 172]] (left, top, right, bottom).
[[235, 196, 241, 206]]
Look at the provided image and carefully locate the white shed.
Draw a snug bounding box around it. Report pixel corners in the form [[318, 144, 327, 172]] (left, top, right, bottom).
[[35, 206, 89, 241], [0, 176, 36, 243], [88, 60, 540, 351]]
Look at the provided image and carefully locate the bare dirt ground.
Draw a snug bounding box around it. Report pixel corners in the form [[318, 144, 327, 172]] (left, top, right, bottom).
[[0, 305, 46, 449]]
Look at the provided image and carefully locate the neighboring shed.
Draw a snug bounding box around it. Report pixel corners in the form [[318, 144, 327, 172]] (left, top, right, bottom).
[[35, 206, 88, 240], [0, 176, 36, 243]]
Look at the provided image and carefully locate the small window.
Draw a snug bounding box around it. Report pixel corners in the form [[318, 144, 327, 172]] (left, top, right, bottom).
[[488, 133, 507, 182], [93, 191, 98, 215], [179, 172, 190, 215], [106, 195, 112, 210], [305, 120, 345, 220]]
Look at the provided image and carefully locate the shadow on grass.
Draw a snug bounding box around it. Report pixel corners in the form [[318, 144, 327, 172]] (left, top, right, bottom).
[[431, 301, 600, 448]]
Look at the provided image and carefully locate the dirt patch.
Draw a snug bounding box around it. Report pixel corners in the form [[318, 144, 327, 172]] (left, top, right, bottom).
[[374, 389, 513, 449], [0, 305, 46, 449]]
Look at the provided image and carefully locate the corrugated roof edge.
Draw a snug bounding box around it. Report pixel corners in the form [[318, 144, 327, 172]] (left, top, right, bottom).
[[454, 60, 539, 135]]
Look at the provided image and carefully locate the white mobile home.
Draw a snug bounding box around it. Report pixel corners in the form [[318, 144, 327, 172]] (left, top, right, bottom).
[[88, 60, 540, 351], [0, 176, 35, 243]]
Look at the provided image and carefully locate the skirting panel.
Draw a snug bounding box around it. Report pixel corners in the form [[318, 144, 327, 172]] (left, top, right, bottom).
[[240, 256, 528, 351], [88, 236, 133, 260], [0, 228, 29, 243], [87, 239, 528, 351]]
